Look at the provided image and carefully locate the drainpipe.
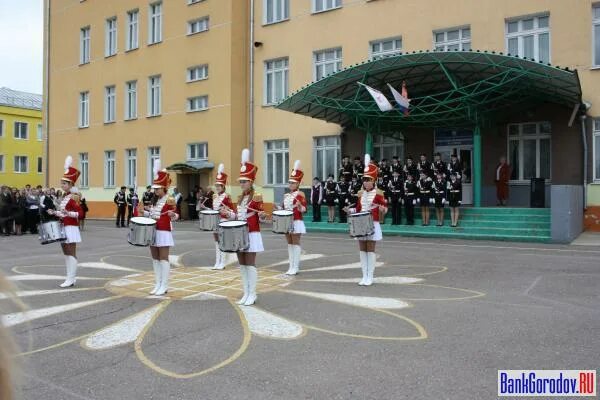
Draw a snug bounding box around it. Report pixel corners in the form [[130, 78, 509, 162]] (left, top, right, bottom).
[[249, 0, 255, 159], [580, 115, 588, 210], [43, 0, 51, 187]]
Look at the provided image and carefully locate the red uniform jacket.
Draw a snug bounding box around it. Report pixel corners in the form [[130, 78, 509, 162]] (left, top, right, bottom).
[[213, 192, 235, 220], [146, 196, 178, 231], [59, 195, 84, 227], [353, 189, 387, 221], [283, 190, 307, 221], [232, 192, 263, 232]]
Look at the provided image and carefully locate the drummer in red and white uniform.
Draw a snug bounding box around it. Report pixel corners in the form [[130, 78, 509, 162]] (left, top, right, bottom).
[[224, 149, 263, 306], [48, 156, 84, 288], [210, 163, 235, 270], [279, 160, 307, 275], [346, 154, 387, 286], [144, 160, 179, 296]]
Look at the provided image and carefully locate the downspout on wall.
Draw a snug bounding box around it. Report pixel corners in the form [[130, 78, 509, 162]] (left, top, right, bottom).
[[249, 0, 255, 160], [43, 0, 51, 187], [580, 114, 588, 210]]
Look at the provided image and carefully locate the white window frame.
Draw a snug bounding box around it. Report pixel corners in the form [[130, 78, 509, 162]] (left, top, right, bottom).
[[264, 139, 289, 186], [187, 143, 208, 161], [264, 57, 289, 105], [105, 16, 117, 57], [187, 65, 208, 82], [264, 0, 289, 25], [79, 152, 89, 188], [148, 2, 162, 45], [313, 135, 341, 182], [0, 155, 4, 172], [125, 81, 138, 120], [148, 75, 161, 117], [147, 146, 160, 185], [14, 122, 28, 140], [312, 0, 342, 14], [105, 85, 116, 123], [80, 26, 91, 64], [187, 96, 209, 112], [188, 17, 209, 36], [370, 37, 402, 60], [505, 14, 550, 63], [314, 47, 342, 81], [104, 150, 116, 188], [126, 9, 139, 51], [434, 26, 471, 51], [14, 156, 28, 173], [37, 124, 43, 141], [79, 91, 90, 128], [507, 121, 552, 183], [125, 148, 137, 187]]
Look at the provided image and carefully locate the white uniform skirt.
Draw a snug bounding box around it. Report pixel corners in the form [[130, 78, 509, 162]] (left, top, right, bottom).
[[64, 225, 81, 244], [153, 230, 174, 247], [242, 232, 264, 253], [293, 220, 306, 234], [357, 221, 382, 242]]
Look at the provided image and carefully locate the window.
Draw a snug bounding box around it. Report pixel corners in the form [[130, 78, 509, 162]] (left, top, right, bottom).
[[80, 26, 91, 64], [506, 15, 550, 63], [373, 134, 404, 162], [148, 75, 161, 116], [104, 150, 116, 187], [14, 122, 28, 139], [125, 148, 137, 186], [14, 156, 28, 173], [594, 6, 600, 67], [313, 0, 341, 13], [105, 17, 117, 56], [370, 37, 402, 60], [187, 96, 208, 112], [188, 17, 209, 35], [37, 157, 43, 173], [264, 0, 289, 24], [0, 120, 3, 136], [264, 58, 288, 105], [265, 139, 289, 185], [187, 65, 208, 82], [314, 136, 341, 181], [79, 152, 89, 187], [593, 120, 600, 182], [125, 81, 137, 120], [0, 155, 3, 172], [126, 10, 139, 51], [187, 143, 208, 160], [507, 122, 551, 181], [149, 2, 162, 45], [314, 48, 342, 80], [148, 146, 160, 185], [434, 27, 471, 51], [37, 124, 43, 141], [79, 91, 90, 128], [105, 85, 116, 123]]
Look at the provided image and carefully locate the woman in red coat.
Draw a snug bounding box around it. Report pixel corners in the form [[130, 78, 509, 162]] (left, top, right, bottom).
[[48, 156, 84, 288], [495, 156, 511, 206], [144, 160, 179, 296], [280, 160, 307, 275], [346, 154, 387, 286]]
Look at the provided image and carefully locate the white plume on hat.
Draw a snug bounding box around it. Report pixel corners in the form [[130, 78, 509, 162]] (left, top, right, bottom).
[[364, 154, 371, 172], [241, 148, 250, 164], [64, 155, 73, 173], [293, 160, 300, 172], [218, 163, 225, 174], [153, 159, 161, 179]]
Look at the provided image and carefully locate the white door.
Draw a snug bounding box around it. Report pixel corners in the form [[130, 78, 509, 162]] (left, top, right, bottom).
[[435, 145, 473, 205]]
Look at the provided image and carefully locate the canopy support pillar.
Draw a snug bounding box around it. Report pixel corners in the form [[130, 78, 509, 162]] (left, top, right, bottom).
[[473, 124, 482, 207]]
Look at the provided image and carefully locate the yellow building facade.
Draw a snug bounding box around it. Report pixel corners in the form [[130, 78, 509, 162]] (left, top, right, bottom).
[[46, 0, 600, 229], [0, 88, 44, 188]]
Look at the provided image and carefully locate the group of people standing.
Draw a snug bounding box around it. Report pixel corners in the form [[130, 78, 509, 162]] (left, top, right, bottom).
[[311, 153, 464, 227]]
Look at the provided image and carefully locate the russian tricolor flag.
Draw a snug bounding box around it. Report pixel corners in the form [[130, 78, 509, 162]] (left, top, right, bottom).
[[387, 82, 410, 115]]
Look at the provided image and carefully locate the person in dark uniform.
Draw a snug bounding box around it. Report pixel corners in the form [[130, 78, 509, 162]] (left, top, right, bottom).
[[432, 171, 447, 226], [448, 173, 462, 227], [388, 169, 404, 225], [0, 186, 13, 235], [353, 156, 364, 180], [418, 153, 433, 178], [185, 190, 198, 220], [404, 156, 418, 181], [391, 156, 403, 174], [126, 188, 138, 226], [336, 178, 350, 223], [376, 172, 389, 224], [310, 177, 323, 222], [142, 185, 154, 208], [324, 174, 337, 223], [114, 186, 127, 227], [417, 171, 433, 226], [448, 153, 463, 181], [403, 174, 417, 225], [432, 152, 447, 178], [339, 156, 353, 181]]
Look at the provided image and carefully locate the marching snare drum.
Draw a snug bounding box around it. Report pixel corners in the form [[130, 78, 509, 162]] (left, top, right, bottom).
[[39, 220, 67, 245], [348, 211, 375, 238], [271, 210, 294, 234], [198, 210, 220, 231], [218, 221, 249, 253], [128, 217, 157, 246]]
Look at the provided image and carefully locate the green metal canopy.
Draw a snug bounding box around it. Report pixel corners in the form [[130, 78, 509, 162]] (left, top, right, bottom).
[[276, 50, 582, 130], [166, 161, 214, 173]]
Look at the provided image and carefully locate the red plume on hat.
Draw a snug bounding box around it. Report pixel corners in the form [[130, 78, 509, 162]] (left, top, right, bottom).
[[363, 154, 378, 180], [61, 155, 81, 184], [238, 148, 257, 182], [288, 160, 304, 183], [215, 163, 228, 186]]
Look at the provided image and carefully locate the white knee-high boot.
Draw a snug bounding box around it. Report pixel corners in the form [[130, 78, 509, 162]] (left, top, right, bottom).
[[285, 244, 294, 275], [237, 266, 249, 305], [155, 260, 170, 295], [244, 266, 257, 306], [60, 255, 77, 288], [365, 252, 376, 286], [212, 242, 224, 270], [292, 245, 302, 274], [358, 251, 368, 286], [150, 259, 160, 294]]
